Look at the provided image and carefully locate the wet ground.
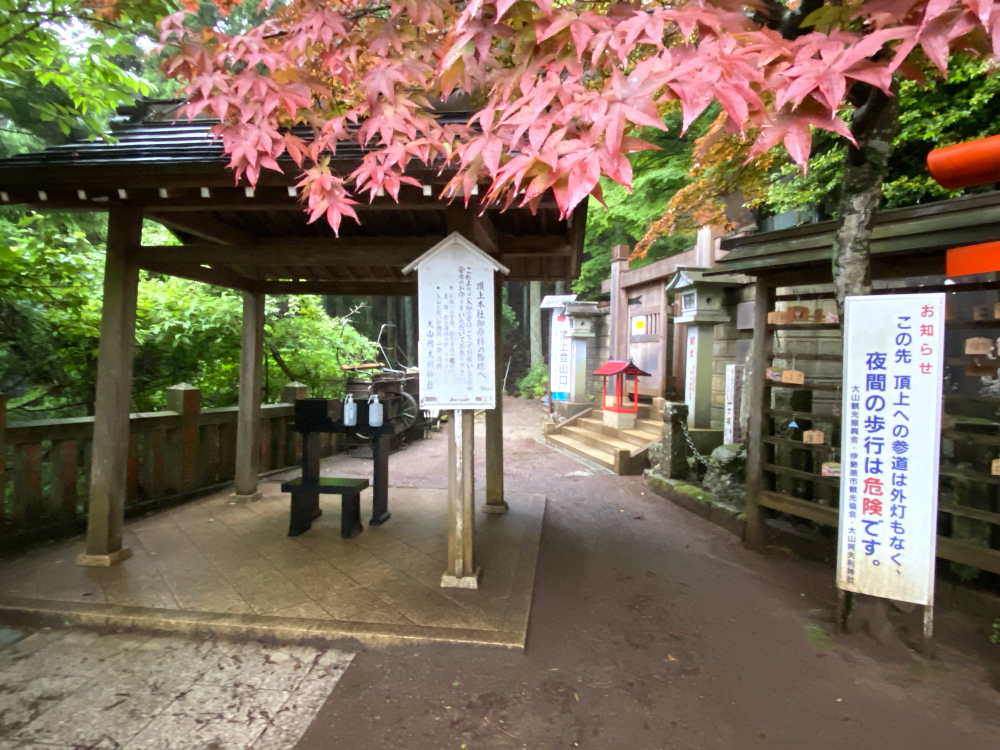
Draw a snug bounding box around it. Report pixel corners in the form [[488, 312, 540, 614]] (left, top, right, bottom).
[[2, 397, 999, 749], [299, 397, 1000, 750]]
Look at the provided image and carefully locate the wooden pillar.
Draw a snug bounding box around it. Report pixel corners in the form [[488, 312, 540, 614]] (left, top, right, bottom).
[[485, 274, 507, 513], [743, 277, 775, 551], [78, 204, 142, 566], [234, 291, 265, 501], [442, 409, 479, 588], [0, 395, 5, 547]]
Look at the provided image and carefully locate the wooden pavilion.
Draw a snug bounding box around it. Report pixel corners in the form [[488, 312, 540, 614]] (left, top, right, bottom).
[[0, 99, 586, 566]]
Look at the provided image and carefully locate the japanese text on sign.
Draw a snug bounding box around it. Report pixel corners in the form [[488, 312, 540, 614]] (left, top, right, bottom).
[[408, 234, 504, 409], [837, 293, 944, 605], [550, 312, 572, 400]]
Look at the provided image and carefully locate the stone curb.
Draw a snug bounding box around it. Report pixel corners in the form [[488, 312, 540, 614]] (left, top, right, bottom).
[[0, 597, 525, 651]]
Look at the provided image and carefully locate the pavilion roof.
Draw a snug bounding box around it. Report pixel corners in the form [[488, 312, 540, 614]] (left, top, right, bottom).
[[0, 100, 585, 294]]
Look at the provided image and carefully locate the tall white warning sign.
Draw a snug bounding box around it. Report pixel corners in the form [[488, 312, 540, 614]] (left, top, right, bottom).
[[836, 293, 945, 605], [403, 233, 509, 410]]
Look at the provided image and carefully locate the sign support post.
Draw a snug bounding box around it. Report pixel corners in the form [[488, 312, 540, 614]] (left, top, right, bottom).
[[404, 233, 510, 589], [836, 293, 945, 641]]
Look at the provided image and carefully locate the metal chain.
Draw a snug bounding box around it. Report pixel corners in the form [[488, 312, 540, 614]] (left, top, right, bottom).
[[679, 420, 711, 467]]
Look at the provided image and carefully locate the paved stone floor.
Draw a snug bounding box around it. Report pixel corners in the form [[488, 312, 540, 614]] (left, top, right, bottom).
[[0, 627, 354, 749], [0, 484, 543, 645]]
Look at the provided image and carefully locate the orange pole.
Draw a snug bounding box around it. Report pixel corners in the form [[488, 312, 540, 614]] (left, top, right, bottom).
[[927, 134, 1000, 190]]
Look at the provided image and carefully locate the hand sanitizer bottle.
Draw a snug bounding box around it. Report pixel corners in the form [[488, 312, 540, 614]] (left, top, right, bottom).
[[368, 394, 383, 427], [343, 394, 357, 426]]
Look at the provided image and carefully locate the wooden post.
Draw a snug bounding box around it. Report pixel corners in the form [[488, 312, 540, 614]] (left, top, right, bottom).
[[234, 291, 265, 501], [79, 203, 142, 566], [282, 381, 307, 466], [743, 277, 774, 551], [485, 274, 507, 513], [608, 244, 630, 361], [442, 409, 480, 588], [166, 383, 200, 493], [371, 433, 391, 525], [0, 395, 6, 541]]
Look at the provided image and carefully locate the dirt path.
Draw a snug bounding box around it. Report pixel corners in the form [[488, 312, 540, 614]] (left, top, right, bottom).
[[297, 397, 1000, 750]]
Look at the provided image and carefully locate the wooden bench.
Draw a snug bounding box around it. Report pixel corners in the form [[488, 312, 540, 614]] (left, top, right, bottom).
[[280, 477, 370, 539]]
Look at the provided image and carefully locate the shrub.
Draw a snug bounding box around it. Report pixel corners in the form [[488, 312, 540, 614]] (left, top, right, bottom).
[[516, 362, 549, 399]]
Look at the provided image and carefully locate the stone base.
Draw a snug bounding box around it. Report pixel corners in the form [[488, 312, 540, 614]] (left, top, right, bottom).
[[232, 491, 262, 504], [553, 401, 591, 420], [76, 548, 132, 568], [688, 428, 724, 457], [603, 410, 637, 431], [482, 501, 509, 514], [440, 568, 482, 589]]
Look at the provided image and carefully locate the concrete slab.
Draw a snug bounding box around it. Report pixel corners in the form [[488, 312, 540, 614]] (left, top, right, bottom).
[[0, 486, 545, 650]]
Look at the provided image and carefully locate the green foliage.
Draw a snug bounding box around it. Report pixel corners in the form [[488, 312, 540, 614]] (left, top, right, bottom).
[[0, 210, 376, 416], [516, 362, 549, 399], [0, 1, 176, 140], [991, 618, 999, 645], [764, 55, 1000, 219], [574, 110, 714, 298]]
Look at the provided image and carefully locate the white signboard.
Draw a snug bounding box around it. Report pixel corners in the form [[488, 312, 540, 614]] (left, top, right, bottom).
[[836, 293, 945, 605], [684, 327, 698, 408], [403, 234, 509, 410], [550, 310, 572, 401], [724, 364, 744, 444]]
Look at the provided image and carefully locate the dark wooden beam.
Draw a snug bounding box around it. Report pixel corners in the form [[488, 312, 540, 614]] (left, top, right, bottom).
[[146, 212, 255, 245], [472, 213, 499, 256], [134, 237, 444, 267], [568, 201, 588, 282], [256, 280, 416, 296], [139, 260, 255, 291]]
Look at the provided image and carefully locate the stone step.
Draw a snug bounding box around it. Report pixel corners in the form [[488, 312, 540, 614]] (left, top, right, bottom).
[[577, 417, 660, 448], [635, 418, 664, 434], [562, 425, 638, 454], [546, 434, 615, 470], [621, 428, 662, 446]]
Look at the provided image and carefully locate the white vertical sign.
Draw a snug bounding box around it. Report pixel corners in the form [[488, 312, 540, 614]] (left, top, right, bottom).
[[684, 327, 698, 408], [549, 311, 572, 401], [837, 293, 944, 605], [724, 364, 744, 444], [403, 234, 508, 410]]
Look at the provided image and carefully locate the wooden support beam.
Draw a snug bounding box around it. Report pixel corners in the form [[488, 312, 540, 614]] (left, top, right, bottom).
[[743, 277, 775, 552], [484, 273, 507, 513], [234, 291, 265, 500], [138, 260, 255, 291], [256, 280, 416, 296], [472, 213, 499, 256], [79, 204, 143, 567], [568, 201, 588, 282], [146, 211, 255, 245], [135, 237, 444, 267]]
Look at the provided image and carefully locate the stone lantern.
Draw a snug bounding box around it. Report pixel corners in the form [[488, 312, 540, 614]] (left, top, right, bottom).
[[665, 267, 741, 429]]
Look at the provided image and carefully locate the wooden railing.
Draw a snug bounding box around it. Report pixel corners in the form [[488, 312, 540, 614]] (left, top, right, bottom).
[[0, 381, 337, 547]]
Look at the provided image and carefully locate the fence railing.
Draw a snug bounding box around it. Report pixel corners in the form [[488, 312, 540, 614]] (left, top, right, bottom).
[[0, 381, 336, 548]]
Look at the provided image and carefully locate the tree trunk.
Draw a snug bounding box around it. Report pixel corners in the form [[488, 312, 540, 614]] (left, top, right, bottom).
[[832, 81, 901, 315], [529, 281, 543, 366]]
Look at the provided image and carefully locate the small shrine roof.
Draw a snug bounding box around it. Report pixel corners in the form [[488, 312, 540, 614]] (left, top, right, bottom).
[[593, 360, 650, 377]]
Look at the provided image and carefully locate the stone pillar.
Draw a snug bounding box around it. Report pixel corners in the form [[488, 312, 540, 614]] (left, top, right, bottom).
[[485, 274, 507, 513], [683, 323, 716, 429], [165, 383, 200, 494], [79, 204, 143, 567], [442, 409, 479, 588], [554, 301, 601, 420], [234, 291, 265, 501], [608, 244, 630, 361], [654, 402, 690, 479]]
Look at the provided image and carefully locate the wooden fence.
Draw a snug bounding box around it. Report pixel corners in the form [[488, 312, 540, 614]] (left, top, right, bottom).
[[747, 279, 1000, 577], [0, 382, 336, 548]]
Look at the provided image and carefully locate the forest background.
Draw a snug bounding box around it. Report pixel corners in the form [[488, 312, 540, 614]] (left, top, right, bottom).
[[3, 1, 1000, 419]]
